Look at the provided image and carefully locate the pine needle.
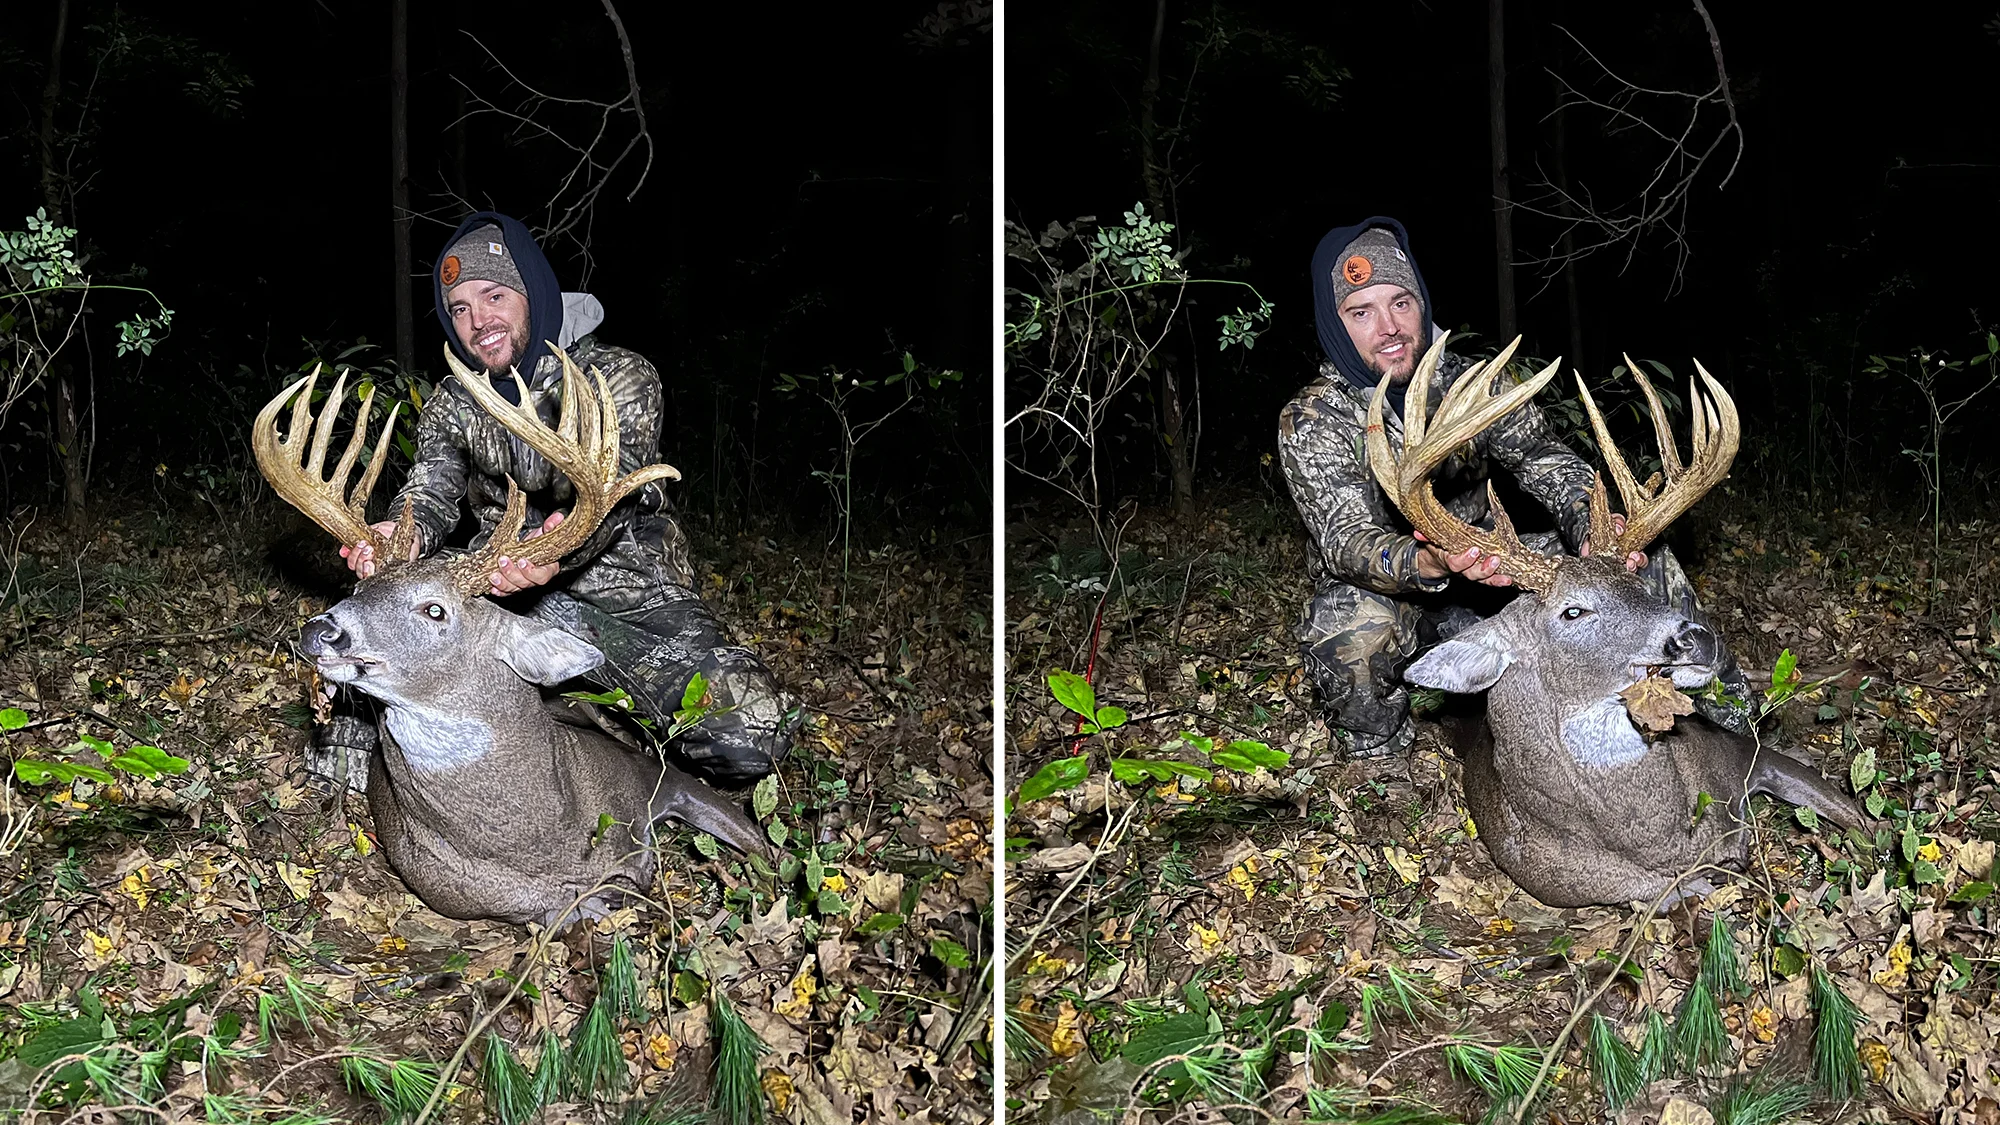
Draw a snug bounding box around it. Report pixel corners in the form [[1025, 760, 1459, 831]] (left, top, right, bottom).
[[1676, 977, 1731, 1072], [1703, 913, 1746, 1001], [532, 1033, 571, 1106], [605, 934, 648, 1022], [711, 988, 769, 1125], [1638, 1008, 1675, 1082], [1714, 1075, 1812, 1125], [482, 1032, 539, 1125], [1809, 965, 1864, 1099], [1586, 1012, 1643, 1109], [571, 994, 627, 1098], [1380, 965, 1441, 1025], [1445, 1038, 1547, 1119], [340, 1054, 441, 1121]]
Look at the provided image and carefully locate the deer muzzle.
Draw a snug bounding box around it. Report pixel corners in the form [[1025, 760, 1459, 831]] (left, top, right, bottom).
[[301, 614, 371, 683], [1656, 621, 1720, 687]]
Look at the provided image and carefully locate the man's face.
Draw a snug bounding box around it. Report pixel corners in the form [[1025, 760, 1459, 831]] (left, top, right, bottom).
[[446, 280, 530, 373], [1337, 284, 1424, 385]]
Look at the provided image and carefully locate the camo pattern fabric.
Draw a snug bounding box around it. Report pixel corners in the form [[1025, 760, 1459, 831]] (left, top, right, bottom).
[[308, 335, 798, 786], [1279, 347, 1750, 751]]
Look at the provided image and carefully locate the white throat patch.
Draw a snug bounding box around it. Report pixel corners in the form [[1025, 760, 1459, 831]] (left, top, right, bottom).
[[1559, 697, 1651, 769], [383, 705, 495, 772]]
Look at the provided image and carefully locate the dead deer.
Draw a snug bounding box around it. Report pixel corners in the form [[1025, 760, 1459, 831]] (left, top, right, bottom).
[[1365, 336, 1867, 910], [253, 345, 766, 927]]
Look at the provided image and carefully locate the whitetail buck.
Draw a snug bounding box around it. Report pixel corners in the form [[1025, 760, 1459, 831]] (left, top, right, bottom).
[[1367, 336, 1866, 909], [254, 345, 765, 926]]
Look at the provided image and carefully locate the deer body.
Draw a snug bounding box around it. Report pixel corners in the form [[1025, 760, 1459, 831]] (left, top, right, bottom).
[[1420, 562, 1864, 908], [303, 559, 765, 926], [1363, 335, 1866, 910], [257, 347, 765, 928]]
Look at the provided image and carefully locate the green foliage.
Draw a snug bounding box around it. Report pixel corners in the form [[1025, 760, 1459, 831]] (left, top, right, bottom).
[[339, 1054, 443, 1122], [1809, 965, 1864, 1099], [482, 1033, 538, 1125], [1676, 977, 1730, 1071], [711, 989, 768, 1125], [1702, 913, 1746, 1001], [11, 729, 189, 788], [570, 996, 626, 1098], [1586, 1012, 1642, 1110], [1048, 668, 1126, 734], [1443, 1038, 1547, 1119], [1637, 1008, 1675, 1082], [256, 974, 331, 1043], [1713, 1076, 1813, 1125]]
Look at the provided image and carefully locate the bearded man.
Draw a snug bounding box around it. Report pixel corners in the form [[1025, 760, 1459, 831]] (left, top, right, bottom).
[[318, 212, 798, 786], [1277, 217, 1747, 759]]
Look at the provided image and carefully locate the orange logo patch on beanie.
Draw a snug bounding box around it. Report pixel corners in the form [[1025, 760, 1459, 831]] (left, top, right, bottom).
[[1342, 255, 1373, 287], [440, 256, 461, 287]]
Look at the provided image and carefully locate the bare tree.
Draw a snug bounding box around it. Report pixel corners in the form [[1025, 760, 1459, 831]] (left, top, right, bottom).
[[436, 0, 655, 285], [1513, 0, 1742, 295]]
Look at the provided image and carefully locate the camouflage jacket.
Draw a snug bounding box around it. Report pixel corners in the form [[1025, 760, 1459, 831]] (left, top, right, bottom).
[[394, 334, 693, 587], [1277, 349, 1598, 596]]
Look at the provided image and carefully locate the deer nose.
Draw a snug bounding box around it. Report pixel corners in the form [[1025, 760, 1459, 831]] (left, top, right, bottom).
[[1662, 622, 1717, 666], [300, 614, 347, 656]]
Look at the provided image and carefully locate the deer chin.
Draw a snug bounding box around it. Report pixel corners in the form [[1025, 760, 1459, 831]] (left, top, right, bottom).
[[1560, 697, 1650, 768], [313, 655, 377, 686], [1624, 661, 1719, 691]]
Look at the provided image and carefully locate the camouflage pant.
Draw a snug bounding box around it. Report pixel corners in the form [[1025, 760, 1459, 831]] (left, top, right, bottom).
[[1297, 540, 1751, 756], [312, 530, 799, 789]]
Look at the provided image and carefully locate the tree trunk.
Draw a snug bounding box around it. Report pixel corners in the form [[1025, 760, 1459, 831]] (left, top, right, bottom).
[[56, 370, 84, 532], [39, 0, 70, 221], [1137, 0, 1195, 516], [41, 0, 86, 533], [390, 0, 415, 375], [1488, 0, 1517, 341]]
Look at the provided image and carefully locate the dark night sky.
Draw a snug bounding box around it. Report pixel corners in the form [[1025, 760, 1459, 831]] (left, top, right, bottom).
[[1006, 1, 2000, 504], [4, 1, 990, 528]]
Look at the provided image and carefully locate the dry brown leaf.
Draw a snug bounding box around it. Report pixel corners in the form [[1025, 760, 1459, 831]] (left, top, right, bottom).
[[1619, 673, 1696, 733]]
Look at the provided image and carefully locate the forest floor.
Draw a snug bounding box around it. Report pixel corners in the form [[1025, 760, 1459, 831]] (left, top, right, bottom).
[[0, 492, 994, 1123], [1005, 487, 2000, 1125]]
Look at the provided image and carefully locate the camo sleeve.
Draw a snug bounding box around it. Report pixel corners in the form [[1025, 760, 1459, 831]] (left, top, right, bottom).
[[1477, 396, 1599, 550], [1278, 384, 1448, 596], [394, 391, 474, 558], [559, 344, 667, 567]]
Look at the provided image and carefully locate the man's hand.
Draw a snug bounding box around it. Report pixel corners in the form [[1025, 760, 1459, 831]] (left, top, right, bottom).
[[339, 520, 419, 579], [1579, 512, 1647, 573], [1413, 530, 1515, 588], [488, 512, 564, 595]]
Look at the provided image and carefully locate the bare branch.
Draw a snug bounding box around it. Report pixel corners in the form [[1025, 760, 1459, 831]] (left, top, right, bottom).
[[1513, 0, 1743, 296]]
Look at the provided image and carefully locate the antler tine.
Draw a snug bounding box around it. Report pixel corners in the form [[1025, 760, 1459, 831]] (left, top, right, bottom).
[[1574, 373, 1647, 517], [251, 366, 407, 554], [441, 342, 682, 595], [1622, 354, 1683, 480], [1588, 356, 1739, 555], [1366, 334, 1565, 593]]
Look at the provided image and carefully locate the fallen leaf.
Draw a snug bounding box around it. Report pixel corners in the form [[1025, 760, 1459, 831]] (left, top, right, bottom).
[[1620, 674, 1696, 733]]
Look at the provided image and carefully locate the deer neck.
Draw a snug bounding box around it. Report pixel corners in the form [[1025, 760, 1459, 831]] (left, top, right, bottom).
[[377, 672, 555, 774]]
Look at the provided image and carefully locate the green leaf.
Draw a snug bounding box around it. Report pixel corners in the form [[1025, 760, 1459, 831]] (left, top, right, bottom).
[[855, 912, 903, 936], [1222, 740, 1289, 769], [1850, 745, 1878, 792], [680, 671, 709, 712], [592, 812, 616, 846], [1795, 806, 1820, 830], [1177, 731, 1215, 754], [1948, 881, 1992, 904], [15, 1015, 109, 1069], [806, 849, 825, 892], [1048, 670, 1096, 720], [752, 775, 778, 821], [1693, 791, 1715, 825], [77, 732, 113, 757], [672, 971, 707, 1005], [816, 890, 849, 916], [1772, 649, 1799, 689], [106, 744, 189, 779], [1017, 754, 1090, 802], [1914, 860, 1943, 885], [1120, 1011, 1215, 1066], [693, 833, 720, 859], [930, 937, 972, 969], [1092, 705, 1128, 730], [0, 707, 28, 731], [1109, 758, 1160, 784], [766, 821, 789, 848]]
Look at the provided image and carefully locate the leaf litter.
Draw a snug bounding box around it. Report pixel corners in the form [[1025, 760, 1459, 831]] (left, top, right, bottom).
[[0, 506, 992, 1121], [1006, 494, 2000, 1125]]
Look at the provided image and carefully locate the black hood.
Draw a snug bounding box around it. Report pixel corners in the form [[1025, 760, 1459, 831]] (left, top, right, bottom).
[[432, 211, 565, 404], [1310, 216, 1434, 414]]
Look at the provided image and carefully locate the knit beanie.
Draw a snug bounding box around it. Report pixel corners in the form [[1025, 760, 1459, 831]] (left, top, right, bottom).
[[437, 224, 526, 294], [1329, 227, 1422, 310]]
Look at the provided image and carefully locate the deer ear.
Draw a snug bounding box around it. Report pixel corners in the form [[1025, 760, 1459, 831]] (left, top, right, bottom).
[[498, 618, 606, 685], [1406, 630, 1513, 693]]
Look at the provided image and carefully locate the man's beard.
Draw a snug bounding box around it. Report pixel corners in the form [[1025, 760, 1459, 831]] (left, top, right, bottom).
[[1365, 331, 1423, 385], [480, 324, 532, 375]]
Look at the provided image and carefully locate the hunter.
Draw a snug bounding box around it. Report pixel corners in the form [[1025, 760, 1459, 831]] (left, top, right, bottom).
[[323, 211, 798, 784], [1277, 217, 1748, 759]]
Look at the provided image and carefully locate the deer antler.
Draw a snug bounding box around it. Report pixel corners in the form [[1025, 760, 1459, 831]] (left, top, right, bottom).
[[441, 342, 681, 595], [252, 366, 417, 563], [1365, 334, 1565, 594], [1574, 355, 1739, 556]]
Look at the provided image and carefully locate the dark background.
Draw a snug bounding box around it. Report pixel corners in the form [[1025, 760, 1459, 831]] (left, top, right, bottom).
[[2, 0, 990, 537], [1006, 0, 2000, 519]]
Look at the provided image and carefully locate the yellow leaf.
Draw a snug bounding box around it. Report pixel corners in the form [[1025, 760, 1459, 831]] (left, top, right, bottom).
[[1383, 846, 1424, 885], [1483, 917, 1515, 937], [773, 960, 817, 1018], [761, 1069, 793, 1113], [375, 935, 408, 954], [1049, 1000, 1086, 1058], [276, 862, 317, 902], [85, 931, 114, 958], [350, 822, 373, 857], [1226, 863, 1256, 902], [1191, 923, 1223, 953], [647, 1032, 678, 1071], [1748, 1005, 1776, 1043], [119, 867, 153, 911], [821, 873, 848, 893], [1917, 841, 1942, 864], [1859, 1038, 1891, 1083]]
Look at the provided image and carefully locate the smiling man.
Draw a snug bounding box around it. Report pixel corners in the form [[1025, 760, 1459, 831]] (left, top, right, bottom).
[[317, 212, 798, 789], [1276, 217, 1747, 762]]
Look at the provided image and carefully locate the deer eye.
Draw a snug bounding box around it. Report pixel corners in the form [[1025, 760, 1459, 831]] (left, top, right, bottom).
[[1561, 606, 1589, 621], [421, 603, 446, 621]]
